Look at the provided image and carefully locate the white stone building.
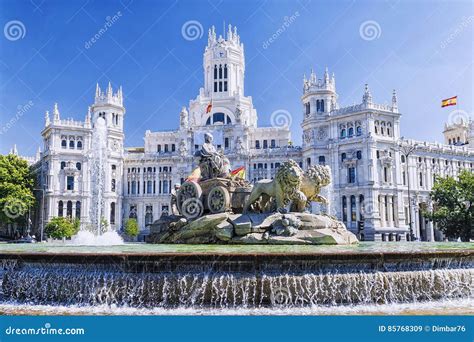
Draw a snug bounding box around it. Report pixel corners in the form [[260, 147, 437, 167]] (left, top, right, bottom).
[[13, 25, 474, 242]]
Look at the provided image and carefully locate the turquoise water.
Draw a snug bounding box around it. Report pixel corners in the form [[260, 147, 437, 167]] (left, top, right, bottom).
[[0, 241, 472, 255]]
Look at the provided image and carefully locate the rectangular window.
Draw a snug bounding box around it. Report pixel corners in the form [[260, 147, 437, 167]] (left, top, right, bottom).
[[67, 176, 74, 191], [224, 81, 227, 92], [157, 145, 161, 153], [214, 82, 217, 92], [219, 82, 222, 92], [225, 137, 229, 149], [263, 140, 268, 149], [348, 167, 356, 183], [271, 139, 276, 148], [171, 144, 176, 152], [255, 141, 260, 149], [111, 179, 116, 192], [164, 144, 169, 152]]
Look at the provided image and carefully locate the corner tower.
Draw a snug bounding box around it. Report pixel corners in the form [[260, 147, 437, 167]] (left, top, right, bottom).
[[204, 25, 245, 97], [301, 68, 337, 120]]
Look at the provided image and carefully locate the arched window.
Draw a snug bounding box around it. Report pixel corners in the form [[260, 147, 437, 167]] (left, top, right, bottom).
[[66, 201, 73, 218], [348, 127, 354, 137], [448, 138, 452, 145], [340, 129, 346, 138], [61, 140, 67, 148], [356, 126, 362, 136], [111, 179, 116, 192], [131, 181, 137, 195], [58, 201, 64, 217], [356, 150, 362, 159], [77, 141, 83, 149], [318, 156, 325, 165], [341, 153, 346, 162], [75, 201, 81, 218], [320, 100, 324, 112], [214, 65, 217, 79], [219, 64, 223, 79], [401, 155, 406, 163], [60, 161, 66, 170], [110, 202, 116, 224], [213, 112, 225, 124], [224, 64, 228, 78], [76, 162, 81, 170], [305, 102, 310, 115], [69, 140, 75, 149], [316, 100, 320, 112], [342, 196, 347, 222]]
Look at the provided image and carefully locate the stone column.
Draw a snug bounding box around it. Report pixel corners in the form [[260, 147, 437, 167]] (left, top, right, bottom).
[[427, 201, 435, 241], [386, 196, 393, 227], [380, 195, 386, 227]]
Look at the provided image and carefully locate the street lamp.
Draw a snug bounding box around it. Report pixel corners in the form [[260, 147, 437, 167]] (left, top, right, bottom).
[[397, 137, 418, 241]]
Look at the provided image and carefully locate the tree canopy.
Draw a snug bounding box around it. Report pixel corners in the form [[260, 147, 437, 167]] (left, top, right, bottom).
[[0, 154, 35, 225], [44, 217, 80, 239], [427, 170, 474, 241]]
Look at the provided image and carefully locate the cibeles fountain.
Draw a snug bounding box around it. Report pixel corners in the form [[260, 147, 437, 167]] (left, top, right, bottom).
[[0, 133, 472, 315], [71, 116, 123, 246], [148, 132, 358, 245]]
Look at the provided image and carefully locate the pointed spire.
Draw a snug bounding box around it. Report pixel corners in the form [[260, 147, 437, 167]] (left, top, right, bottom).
[[45, 110, 50, 126], [107, 81, 113, 98], [11, 144, 18, 155], [95, 83, 101, 98], [310, 68, 316, 83], [53, 103, 60, 122], [227, 24, 232, 40], [362, 84, 373, 105], [85, 106, 91, 126], [324, 67, 329, 83], [392, 89, 398, 112]]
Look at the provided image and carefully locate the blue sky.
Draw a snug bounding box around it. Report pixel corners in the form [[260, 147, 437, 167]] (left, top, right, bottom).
[[0, 0, 472, 156]]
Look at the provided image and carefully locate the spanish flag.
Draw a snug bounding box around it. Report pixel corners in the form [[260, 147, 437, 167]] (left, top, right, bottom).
[[206, 99, 213, 113], [186, 167, 201, 183], [441, 96, 457, 108], [230, 166, 245, 179]]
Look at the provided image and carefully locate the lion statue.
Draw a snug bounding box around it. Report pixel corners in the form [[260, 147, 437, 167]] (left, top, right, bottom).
[[290, 164, 331, 212], [243, 160, 303, 213], [244, 161, 332, 213]]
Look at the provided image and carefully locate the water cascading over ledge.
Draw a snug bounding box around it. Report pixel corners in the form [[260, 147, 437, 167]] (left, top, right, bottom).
[[1, 252, 472, 309]]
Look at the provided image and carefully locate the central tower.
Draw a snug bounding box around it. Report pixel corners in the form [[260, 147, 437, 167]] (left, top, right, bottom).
[[203, 25, 245, 97]]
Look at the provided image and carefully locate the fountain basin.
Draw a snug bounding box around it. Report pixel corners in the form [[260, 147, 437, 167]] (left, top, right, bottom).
[[0, 242, 472, 312]]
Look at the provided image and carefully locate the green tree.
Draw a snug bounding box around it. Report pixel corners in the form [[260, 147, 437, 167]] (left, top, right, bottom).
[[426, 170, 474, 241], [124, 218, 139, 238], [44, 217, 79, 239], [0, 154, 35, 225]]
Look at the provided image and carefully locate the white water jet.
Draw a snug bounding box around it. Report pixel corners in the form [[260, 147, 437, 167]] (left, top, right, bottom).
[[70, 116, 123, 245], [70, 231, 123, 246]]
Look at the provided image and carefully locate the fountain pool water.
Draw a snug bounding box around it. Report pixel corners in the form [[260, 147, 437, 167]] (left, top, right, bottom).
[[69, 231, 124, 246], [0, 242, 472, 315]]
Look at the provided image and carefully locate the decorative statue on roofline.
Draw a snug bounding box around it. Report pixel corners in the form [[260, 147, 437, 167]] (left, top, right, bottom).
[[148, 133, 358, 245]]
